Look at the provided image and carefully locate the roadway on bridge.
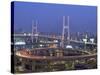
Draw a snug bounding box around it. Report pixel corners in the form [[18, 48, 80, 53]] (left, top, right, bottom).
[[14, 33, 96, 45]]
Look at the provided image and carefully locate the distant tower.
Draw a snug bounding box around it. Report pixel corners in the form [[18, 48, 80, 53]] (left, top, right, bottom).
[[31, 20, 38, 43], [61, 16, 70, 48]]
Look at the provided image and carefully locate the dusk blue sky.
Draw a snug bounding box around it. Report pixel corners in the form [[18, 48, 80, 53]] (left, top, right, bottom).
[[13, 1, 97, 34]]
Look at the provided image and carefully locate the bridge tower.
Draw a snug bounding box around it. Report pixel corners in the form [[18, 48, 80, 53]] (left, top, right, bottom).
[[61, 16, 70, 48], [31, 20, 38, 43]]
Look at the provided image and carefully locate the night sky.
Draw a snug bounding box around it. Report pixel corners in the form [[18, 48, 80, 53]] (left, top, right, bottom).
[[13, 1, 97, 34]]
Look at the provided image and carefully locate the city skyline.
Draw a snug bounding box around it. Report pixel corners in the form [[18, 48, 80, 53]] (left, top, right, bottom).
[[12, 2, 97, 73], [14, 1, 97, 34]]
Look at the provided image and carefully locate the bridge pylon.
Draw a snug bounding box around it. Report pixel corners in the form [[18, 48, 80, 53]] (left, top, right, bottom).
[[61, 16, 70, 48], [31, 20, 38, 43]]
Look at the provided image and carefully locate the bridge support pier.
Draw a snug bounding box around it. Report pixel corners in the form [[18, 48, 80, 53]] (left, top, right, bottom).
[[72, 60, 75, 69], [21, 58, 26, 71], [31, 60, 36, 72]]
